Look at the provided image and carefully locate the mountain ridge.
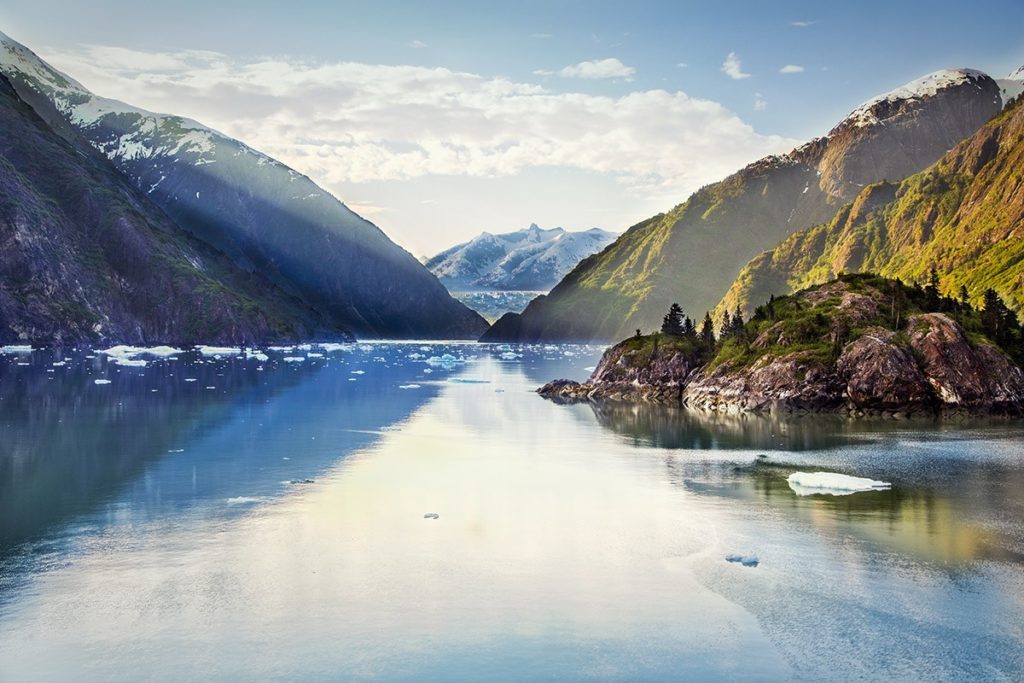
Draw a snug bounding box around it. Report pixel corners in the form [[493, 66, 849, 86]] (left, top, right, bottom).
[[482, 68, 1003, 343], [0, 30, 487, 339]]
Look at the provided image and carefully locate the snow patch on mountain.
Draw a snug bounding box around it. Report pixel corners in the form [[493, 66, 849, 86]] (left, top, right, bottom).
[[426, 224, 617, 291], [844, 69, 993, 128], [998, 65, 1024, 107]]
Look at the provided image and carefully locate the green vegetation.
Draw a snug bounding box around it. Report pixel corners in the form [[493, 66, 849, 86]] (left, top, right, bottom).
[[719, 95, 1024, 322], [628, 273, 1024, 375]]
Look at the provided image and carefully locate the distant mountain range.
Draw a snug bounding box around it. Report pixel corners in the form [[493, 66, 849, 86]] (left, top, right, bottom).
[[0, 30, 486, 341], [425, 224, 616, 291], [484, 67, 1008, 343]]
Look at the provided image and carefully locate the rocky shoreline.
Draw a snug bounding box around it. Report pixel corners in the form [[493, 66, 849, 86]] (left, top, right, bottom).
[[539, 279, 1024, 418]]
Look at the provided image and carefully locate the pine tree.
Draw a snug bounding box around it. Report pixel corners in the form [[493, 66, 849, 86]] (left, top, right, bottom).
[[661, 303, 685, 336], [682, 315, 696, 338], [729, 309, 744, 337], [720, 309, 732, 338], [700, 312, 715, 347], [924, 265, 941, 311], [981, 288, 1013, 345], [959, 284, 970, 308]]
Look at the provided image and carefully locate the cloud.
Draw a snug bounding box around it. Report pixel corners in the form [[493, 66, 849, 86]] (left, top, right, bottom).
[[753, 93, 767, 111], [530, 33, 552, 39], [408, 40, 428, 49], [791, 20, 815, 27], [779, 64, 805, 74], [555, 57, 635, 80], [676, 62, 689, 68], [721, 52, 750, 80], [42, 44, 796, 202]]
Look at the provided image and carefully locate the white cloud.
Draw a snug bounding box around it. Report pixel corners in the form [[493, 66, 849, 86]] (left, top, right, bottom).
[[779, 64, 805, 74], [753, 93, 767, 111], [408, 40, 428, 49], [676, 62, 689, 68], [791, 21, 815, 27], [42, 44, 796, 202], [721, 52, 750, 80], [556, 57, 635, 80]]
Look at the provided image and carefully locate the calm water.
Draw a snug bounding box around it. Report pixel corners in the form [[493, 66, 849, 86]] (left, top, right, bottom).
[[0, 343, 1022, 681]]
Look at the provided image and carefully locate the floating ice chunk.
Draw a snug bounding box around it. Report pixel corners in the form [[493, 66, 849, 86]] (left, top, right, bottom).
[[268, 345, 295, 352], [114, 358, 147, 367], [423, 512, 439, 519], [52, 361, 66, 367], [318, 343, 352, 353], [499, 351, 520, 360], [725, 554, 759, 567], [282, 356, 305, 363], [197, 345, 241, 356], [787, 472, 891, 496], [307, 352, 324, 358], [399, 384, 421, 389], [184, 378, 197, 382], [226, 496, 261, 505], [408, 352, 424, 359], [351, 370, 365, 375], [93, 379, 112, 385], [101, 345, 184, 359], [348, 378, 357, 381], [0, 345, 33, 354]]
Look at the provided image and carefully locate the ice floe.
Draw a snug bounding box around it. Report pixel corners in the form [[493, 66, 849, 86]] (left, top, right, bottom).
[[196, 345, 242, 356], [725, 554, 759, 567], [398, 384, 421, 389], [101, 345, 183, 359], [0, 345, 33, 354], [93, 379, 111, 385], [787, 472, 891, 496]]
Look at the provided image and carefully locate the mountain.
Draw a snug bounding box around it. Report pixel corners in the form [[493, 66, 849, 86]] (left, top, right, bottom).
[[0, 73, 333, 345], [482, 69, 1003, 343], [540, 274, 1024, 416], [425, 224, 617, 291], [717, 93, 1024, 319], [998, 65, 1024, 105], [0, 30, 486, 339]]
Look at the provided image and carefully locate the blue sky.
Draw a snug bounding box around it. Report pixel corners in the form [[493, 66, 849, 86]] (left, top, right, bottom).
[[2, 0, 1023, 254]]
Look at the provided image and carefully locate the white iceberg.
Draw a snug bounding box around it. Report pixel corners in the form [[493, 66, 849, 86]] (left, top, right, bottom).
[[100, 345, 184, 359], [398, 384, 421, 389], [113, 358, 148, 367], [787, 472, 891, 496], [0, 345, 34, 354], [93, 379, 112, 385], [282, 356, 305, 363], [196, 345, 242, 356]]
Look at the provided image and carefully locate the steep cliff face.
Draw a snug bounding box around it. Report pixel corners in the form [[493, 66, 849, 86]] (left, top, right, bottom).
[[540, 276, 1024, 416], [719, 94, 1024, 319], [0, 30, 487, 339], [485, 69, 1002, 343], [0, 74, 335, 345]]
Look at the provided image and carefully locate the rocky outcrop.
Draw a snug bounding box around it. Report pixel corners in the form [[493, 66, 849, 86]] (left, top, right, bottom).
[[540, 278, 1024, 417]]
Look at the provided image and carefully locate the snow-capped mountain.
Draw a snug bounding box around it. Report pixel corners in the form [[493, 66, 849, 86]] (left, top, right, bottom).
[[998, 65, 1024, 105], [0, 30, 486, 339], [426, 224, 617, 291]]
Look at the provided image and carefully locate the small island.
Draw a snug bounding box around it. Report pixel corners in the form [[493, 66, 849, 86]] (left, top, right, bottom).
[[539, 273, 1024, 417]]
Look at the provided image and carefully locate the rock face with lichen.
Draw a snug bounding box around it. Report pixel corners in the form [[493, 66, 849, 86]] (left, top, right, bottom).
[[539, 275, 1024, 416]]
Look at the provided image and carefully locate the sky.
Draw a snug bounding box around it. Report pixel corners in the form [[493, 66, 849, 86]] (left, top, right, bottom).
[[1, 0, 1023, 256]]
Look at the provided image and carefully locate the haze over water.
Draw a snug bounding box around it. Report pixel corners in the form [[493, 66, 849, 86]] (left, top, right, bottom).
[[1, 343, 1022, 680]]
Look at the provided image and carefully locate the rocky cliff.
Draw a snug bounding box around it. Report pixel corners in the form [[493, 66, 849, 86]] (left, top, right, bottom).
[[485, 69, 1002, 343], [539, 275, 1024, 416]]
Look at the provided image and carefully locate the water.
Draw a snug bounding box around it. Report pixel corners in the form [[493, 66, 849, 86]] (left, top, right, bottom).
[[0, 343, 1022, 681]]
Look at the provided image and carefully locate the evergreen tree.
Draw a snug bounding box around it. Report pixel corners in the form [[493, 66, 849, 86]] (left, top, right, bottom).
[[700, 312, 716, 347], [959, 284, 971, 308], [682, 315, 696, 339], [981, 288, 1014, 345], [924, 265, 941, 311], [661, 303, 685, 336], [729, 309, 745, 337], [719, 309, 732, 338]]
